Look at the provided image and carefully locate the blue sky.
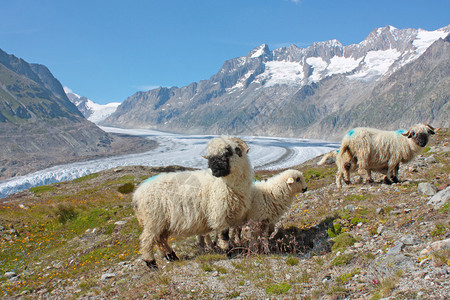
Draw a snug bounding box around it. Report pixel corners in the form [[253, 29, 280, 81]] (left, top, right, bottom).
[[1, 0, 448, 104]]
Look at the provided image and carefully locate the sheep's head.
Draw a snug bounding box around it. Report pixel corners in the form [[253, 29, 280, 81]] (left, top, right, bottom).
[[282, 169, 307, 193], [205, 137, 250, 177], [402, 124, 440, 147]]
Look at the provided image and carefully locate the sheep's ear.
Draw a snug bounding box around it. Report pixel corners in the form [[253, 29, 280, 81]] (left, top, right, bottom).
[[201, 155, 208, 159], [287, 177, 294, 184], [429, 127, 441, 135]]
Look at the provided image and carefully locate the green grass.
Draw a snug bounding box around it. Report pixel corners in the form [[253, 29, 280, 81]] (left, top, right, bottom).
[[332, 233, 356, 252], [72, 173, 99, 183], [266, 282, 291, 295], [30, 185, 57, 194], [332, 253, 354, 266]]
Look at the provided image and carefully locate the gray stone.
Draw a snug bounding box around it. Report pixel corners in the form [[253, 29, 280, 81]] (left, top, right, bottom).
[[387, 241, 404, 255], [418, 182, 437, 196], [101, 273, 116, 280], [427, 186, 450, 209], [400, 236, 420, 246], [4, 271, 16, 279], [344, 205, 356, 212], [420, 238, 450, 255]]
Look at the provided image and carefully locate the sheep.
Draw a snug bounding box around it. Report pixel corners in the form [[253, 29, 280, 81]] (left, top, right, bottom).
[[318, 149, 357, 185], [199, 169, 307, 254], [132, 136, 253, 269], [335, 124, 440, 188]]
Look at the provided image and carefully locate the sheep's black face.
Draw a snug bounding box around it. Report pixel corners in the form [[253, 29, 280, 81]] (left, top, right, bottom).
[[413, 132, 429, 147], [208, 146, 234, 177]]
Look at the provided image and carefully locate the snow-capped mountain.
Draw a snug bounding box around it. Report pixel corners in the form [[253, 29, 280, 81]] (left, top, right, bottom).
[[64, 87, 120, 124], [103, 25, 450, 139]]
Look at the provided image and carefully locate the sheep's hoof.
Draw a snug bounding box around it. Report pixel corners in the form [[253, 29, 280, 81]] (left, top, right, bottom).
[[391, 176, 399, 183], [344, 180, 351, 185], [144, 259, 158, 269], [366, 178, 374, 184], [383, 177, 393, 185], [164, 251, 179, 262]]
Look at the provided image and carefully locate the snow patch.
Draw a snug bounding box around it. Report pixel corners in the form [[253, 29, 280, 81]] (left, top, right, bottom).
[[306, 57, 327, 82], [86, 100, 121, 123], [348, 49, 401, 81], [258, 61, 304, 87], [326, 56, 362, 76], [413, 29, 448, 57]]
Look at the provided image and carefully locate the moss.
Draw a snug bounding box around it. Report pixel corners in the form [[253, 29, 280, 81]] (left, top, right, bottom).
[[431, 223, 447, 237], [332, 233, 356, 252], [266, 282, 291, 295], [332, 253, 354, 266]]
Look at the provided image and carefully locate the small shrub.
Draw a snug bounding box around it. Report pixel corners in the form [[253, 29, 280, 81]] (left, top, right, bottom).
[[286, 256, 299, 266], [118, 182, 135, 194], [332, 253, 354, 266], [216, 266, 227, 274], [201, 263, 213, 272], [55, 204, 77, 224], [350, 217, 367, 225], [328, 222, 342, 238], [266, 282, 291, 295]]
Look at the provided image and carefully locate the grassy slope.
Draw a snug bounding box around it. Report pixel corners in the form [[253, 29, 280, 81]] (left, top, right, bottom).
[[0, 131, 449, 299]]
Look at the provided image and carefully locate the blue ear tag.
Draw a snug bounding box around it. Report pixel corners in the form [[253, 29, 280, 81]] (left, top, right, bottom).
[[396, 129, 406, 135], [336, 150, 340, 153]]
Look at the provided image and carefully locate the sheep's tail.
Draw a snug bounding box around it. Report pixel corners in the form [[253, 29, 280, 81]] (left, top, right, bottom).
[[317, 150, 338, 165]]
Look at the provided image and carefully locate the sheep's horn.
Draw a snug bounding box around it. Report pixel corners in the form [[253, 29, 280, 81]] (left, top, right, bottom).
[[425, 124, 435, 130]]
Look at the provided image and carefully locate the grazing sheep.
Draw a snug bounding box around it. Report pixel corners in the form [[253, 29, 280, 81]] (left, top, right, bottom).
[[133, 136, 253, 269], [335, 124, 439, 188], [200, 169, 307, 253]]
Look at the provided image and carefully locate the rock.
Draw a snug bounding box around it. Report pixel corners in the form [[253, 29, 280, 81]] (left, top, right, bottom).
[[376, 208, 385, 215], [418, 182, 437, 196], [400, 236, 420, 246], [368, 254, 414, 278], [4, 271, 16, 279], [354, 242, 363, 248], [344, 205, 356, 212], [424, 155, 437, 163], [377, 225, 384, 235], [420, 239, 450, 255], [114, 221, 127, 226], [427, 186, 450, 209], [101, 273, 116, 280], [387, 241, 404, 255]]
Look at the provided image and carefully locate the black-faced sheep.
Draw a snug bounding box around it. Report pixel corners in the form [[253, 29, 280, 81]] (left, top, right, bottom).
[[132, 136, 253, 269], [335, 124, 439, 188]]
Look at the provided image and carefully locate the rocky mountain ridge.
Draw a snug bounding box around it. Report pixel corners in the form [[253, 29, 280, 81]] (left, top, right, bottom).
[[0, 49, 156, 180], [102, 25, 450, 140]]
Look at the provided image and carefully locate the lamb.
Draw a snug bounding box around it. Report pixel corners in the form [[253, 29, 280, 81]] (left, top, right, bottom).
[[318, 149, 357, 185], [132, 136, 253, 269], [200, 169, 308, 253], [335, 124, 439, 188]]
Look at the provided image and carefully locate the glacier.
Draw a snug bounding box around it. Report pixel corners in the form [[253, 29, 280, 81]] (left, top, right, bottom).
[[0, 127, 338, 198]]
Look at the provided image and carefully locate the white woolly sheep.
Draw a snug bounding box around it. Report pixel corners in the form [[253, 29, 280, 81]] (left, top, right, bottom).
[[318, 149, 357, 185], [335, 124, 439, 188], [132, 136, 253, 269], [200, 169, 307, 253]]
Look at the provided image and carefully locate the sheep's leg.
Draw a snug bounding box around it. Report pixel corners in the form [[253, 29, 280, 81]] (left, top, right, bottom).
[[217, 229, 230, 251], [196, 234, 214, 250], [335, 169, 344, 189], [260, 220, 271, 254], [230, 226, 242, 246], [140, 229, 158, 269], [343, 162, 352, 184], [157, 230, 179, 262], [391, 164, 400, 183]]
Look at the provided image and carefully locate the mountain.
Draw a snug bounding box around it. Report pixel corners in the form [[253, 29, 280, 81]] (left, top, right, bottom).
[[0, 49, 156, 179], [65, 87, 120, 124], [102, 25, 450, 140]]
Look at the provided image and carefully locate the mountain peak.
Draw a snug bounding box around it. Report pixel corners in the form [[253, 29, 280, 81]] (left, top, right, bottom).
[[248, 44, 271, 58]]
